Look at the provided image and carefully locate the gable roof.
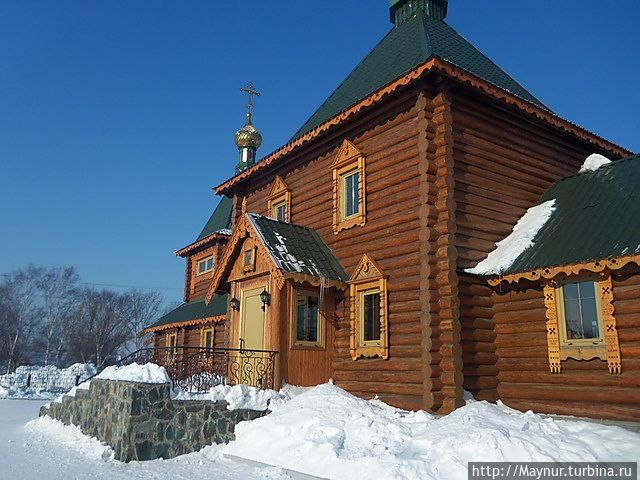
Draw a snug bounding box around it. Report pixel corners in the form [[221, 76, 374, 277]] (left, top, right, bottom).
[[487, 154, 640, 278], [197, 195, 233, 240], [294, 10, 546, 139], [143, 295, 227, 333], [247, 214, 349, 282], [207, 213, 348, 301]]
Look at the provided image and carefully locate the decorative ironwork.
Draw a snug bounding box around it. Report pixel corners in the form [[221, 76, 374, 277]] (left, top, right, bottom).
[[85, 347, 278, 392]]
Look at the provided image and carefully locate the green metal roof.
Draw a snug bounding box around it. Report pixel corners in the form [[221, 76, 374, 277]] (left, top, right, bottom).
[[293, 9, 547, 139], [247, 214, 349, 282], [145, 295, 228, 331], [197, 195, 233, 240], [503, 154, 640, 275]]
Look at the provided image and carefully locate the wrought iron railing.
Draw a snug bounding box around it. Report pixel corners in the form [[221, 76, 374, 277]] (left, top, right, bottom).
[[89, 347, 278, 392]]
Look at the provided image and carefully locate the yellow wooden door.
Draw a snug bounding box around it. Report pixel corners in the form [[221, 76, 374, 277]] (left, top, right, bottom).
[[237, 286, 266, 386]]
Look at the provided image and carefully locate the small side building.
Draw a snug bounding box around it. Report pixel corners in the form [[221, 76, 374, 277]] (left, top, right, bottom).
[[143, 196, 233, 356], [470, 154, 640, 421]]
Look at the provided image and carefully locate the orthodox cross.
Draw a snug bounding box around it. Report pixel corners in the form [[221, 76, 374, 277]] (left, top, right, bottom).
[[240, 82, 260, 115]]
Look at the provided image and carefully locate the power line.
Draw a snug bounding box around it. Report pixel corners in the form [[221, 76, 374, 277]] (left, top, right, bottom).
[[0, 273, 182, 292]]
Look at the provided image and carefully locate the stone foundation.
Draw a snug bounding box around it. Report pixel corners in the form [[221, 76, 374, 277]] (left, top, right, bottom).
[[40, 379, 267, 462]]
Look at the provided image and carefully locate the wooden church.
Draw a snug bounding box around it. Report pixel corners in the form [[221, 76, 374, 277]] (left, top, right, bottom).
[[144, 0, 639, 421]]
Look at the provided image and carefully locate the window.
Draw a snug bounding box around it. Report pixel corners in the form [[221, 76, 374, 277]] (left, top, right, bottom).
[[293, 290, 323, 347], [166, 332, 177, 361], [267, 176, 292, 223], [348, 254, 388, 360], [557, 281, 603, 343], [273, 201, 287, 222], [332, 140, 366, 234], [200, 327, 214, 356], [361, 289, 381, 343], [196, 256, 214, 276], [242, 239, 256, 272], [543, 275, 621, 374], [341, 170, 360, 218]]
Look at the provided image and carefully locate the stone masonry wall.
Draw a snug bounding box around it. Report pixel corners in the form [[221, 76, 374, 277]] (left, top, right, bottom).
[[40, 379, 267, 462]]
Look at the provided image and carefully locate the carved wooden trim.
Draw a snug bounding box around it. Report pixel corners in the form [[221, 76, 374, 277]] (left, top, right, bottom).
[[332, 140, 366, 234], [199, 326, 215, 349], [348, 255, 389, 360], [143, 315, 225, 335], [487, 253, 640, 286], [267, 176, 292, 222], [543, 284, 562, 373], [543, 276, 622, 374], [175, 233, 227, 257], [206, 213, 288, 303], [216, 57, 628, 195], [600, 276, 622, 374]]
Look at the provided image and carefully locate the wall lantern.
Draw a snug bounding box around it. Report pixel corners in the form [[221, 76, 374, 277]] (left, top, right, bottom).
[[230, 297, 240, 311], [260, 289, 271, 311]]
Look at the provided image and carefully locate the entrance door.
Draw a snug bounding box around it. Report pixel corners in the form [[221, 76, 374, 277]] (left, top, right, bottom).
[[237, 286, 266, 386]]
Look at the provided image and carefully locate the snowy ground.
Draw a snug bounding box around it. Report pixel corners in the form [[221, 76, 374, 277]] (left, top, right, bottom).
[[0, 399, 289, 480], [2, 381, 639, 480]]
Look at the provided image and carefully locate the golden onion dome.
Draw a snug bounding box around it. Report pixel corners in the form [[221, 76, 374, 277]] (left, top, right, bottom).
[[234, 113, 262, 150]]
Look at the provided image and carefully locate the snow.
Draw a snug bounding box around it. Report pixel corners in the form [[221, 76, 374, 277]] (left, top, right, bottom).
[[0, 363, 96, 399], [0, 399, 289, 479], [466, 200, 556, 275], [95, 362, 171, 384], [225, 383, 640, 480], [216, 228, 232, 235], [580, 153, 612, 172], [172, 383, 309, 411]]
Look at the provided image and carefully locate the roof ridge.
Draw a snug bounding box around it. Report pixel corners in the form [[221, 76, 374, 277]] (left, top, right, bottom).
[[545, 153, 640, 191]]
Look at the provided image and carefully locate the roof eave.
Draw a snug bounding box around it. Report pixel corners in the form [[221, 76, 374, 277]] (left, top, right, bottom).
[[485, 252, 640, 287], [175, 232, 229, 257], [215, 57, 631, 195]]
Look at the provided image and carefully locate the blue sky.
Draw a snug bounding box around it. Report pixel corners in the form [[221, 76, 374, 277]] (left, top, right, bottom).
[[1, 1, 638, 308]]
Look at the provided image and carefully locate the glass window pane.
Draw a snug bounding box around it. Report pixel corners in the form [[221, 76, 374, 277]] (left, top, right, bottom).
[[198, 261, 206, 273], [580, 296, 599, 339], [277, 204, 286, 222], [363, 292, 381, 342], [563, 283, 579, 300], [344, 171, 359, 217], [206, 258, 213, 270], [244, 250, 252, 266], [296, 294, 319, 343]]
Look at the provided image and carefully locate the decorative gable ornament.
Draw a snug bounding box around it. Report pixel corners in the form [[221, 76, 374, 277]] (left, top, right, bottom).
[[332, 139, 361, 168], [332, 140, 367, 234], [267, 176, 292, 223]]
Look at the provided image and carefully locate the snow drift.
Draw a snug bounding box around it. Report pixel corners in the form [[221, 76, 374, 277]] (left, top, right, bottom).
[[225, 383, 640, 480]]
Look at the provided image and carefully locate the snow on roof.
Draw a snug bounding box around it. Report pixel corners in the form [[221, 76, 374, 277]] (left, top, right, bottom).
[[95, 363, 170, 384], [580, 153, 611, 173], [466, 199, 557, 276]]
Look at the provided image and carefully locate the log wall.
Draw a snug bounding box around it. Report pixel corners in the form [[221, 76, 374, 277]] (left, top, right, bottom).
[[449, 85, 618, 402], [493, 272, 640, 421], [241, 89, 428, 411]]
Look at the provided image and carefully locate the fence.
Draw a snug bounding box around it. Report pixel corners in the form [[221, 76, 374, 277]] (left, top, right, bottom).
[[0, 363, 97, 394], [112, 347, 278, 392]]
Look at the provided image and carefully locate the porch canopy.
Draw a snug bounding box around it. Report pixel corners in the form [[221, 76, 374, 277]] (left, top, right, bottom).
[[143, 295, 227, 334], [207, 213, 348, 301]]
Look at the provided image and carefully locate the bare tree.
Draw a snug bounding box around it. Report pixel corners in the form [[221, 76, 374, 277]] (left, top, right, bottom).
[[34, 267, 79, 366], [124, 290, 163, 352], [67, 289, 133, 368], [1, 266, 41, 373]]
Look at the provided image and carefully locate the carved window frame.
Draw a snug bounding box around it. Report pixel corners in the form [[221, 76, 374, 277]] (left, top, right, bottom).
[[267, 176, 292, 223], [349, 254, 388, 360], [333, 140, 366, 234], [196, 255, 214, 276], [242, 238, 257, 273], [544, 274, 621, 374]]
